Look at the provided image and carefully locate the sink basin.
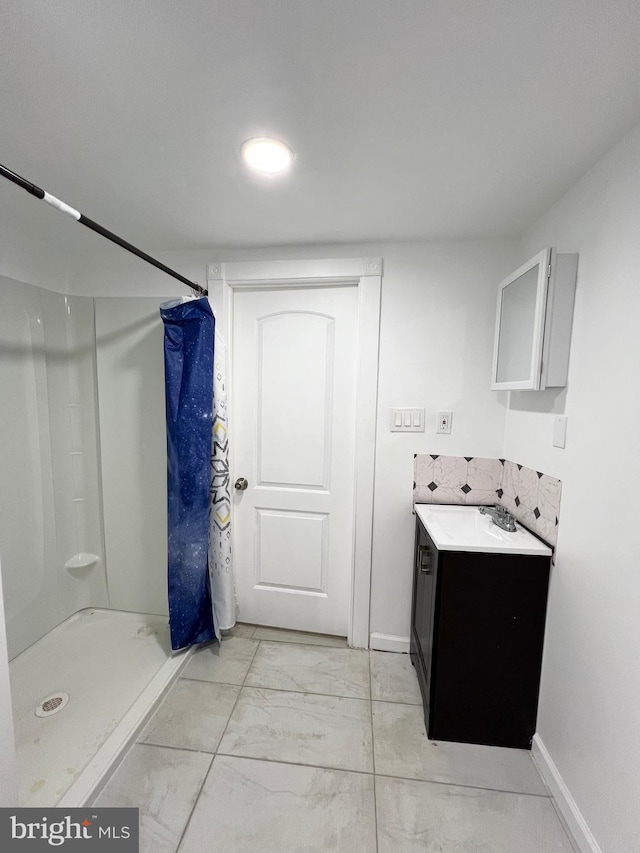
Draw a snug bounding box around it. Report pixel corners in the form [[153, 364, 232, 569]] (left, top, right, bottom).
[[415, 505, 552, 556]]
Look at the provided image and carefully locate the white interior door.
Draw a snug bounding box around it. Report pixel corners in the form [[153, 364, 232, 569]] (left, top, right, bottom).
[[232, 284, 359, 636]]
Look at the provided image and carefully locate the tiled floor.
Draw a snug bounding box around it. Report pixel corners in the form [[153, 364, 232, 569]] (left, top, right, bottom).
[[95, 625, 577, 852]]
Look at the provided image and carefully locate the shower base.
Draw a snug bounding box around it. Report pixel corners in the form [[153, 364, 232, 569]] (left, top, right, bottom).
[[9, 608, 191, 807]]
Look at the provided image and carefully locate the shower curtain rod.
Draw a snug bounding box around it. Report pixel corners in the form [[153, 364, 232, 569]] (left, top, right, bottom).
[[0, 162, 208, 297]]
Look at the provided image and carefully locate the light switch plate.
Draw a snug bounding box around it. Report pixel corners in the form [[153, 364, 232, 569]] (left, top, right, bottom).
[[390, 408, 425, 432], [553, 415, 567, 448]]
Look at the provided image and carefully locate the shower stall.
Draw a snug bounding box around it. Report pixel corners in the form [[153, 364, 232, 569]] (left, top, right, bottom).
[[0, 277, 188, 806]]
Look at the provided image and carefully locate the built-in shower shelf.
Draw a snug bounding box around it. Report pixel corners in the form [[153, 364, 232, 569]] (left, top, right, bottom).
[[64, 553, 101, 573]]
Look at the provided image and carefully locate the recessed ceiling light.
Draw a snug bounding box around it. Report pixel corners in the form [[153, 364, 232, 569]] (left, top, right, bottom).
[[241, 137, 294, 176]]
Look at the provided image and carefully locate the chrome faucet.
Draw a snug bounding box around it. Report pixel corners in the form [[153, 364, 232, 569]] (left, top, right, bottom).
[[479, 504, 517, 532]]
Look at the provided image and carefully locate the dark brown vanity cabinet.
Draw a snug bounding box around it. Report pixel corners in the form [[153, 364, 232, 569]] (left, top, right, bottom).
[[410, 515, 551, 749]]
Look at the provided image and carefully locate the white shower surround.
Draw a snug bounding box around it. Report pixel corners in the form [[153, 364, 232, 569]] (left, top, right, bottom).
[[11, 609, 190, 807], [94, 297, 170, 618], [0, 278, 107, 659], [0, 280, 191, 807]]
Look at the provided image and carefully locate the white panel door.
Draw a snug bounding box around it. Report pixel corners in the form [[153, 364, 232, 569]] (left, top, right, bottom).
[[232, 285, 359, 636]]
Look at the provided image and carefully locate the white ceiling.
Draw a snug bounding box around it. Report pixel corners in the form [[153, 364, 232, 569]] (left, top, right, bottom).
[[1, 1, 639, 255]]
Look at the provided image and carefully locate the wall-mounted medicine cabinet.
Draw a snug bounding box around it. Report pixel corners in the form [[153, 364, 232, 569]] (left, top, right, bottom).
[[491, 248, 578, 390]]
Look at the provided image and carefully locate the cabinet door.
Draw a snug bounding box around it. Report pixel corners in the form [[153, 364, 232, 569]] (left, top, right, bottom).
[[413, 521, 437, 705], [491, 248, 550, 390], [429, 550, 550, 748], [411, 521, 425, 650]]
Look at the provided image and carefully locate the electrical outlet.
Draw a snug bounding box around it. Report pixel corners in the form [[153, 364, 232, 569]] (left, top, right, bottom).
[[436, 411, 452, 434]]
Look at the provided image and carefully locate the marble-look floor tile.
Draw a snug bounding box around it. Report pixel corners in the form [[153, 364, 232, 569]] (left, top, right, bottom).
[[464, 488, 499, 506], [370, 651, 422, 705], [518, 465, 540, 510], [501, 460, 519, 499], [372, 702, 547, 794], [414, 455, 435, 487], [433, 456, 468, 488], [467, 457, 503, 491], [413, 485, 434, 503], [500, 494, 518, 517], [535, 515, 558, 548], [252, 626, 347, 647], [218, 687, 373, 773], [180, 755, 377, 853], [94, 744, 211, 853], [428, 485, 466, 505], [139, 679, 239, 752], [538, 474, 562, 521], [221, 622, 256, 639], [246, 642, 370, 698], [376, 776, 572, 852], [518, 506, 538, 531], [181, 636, 258, 685]]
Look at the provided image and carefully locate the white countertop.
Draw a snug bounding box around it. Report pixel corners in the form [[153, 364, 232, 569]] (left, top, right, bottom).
[[415, 504, 552, 556]]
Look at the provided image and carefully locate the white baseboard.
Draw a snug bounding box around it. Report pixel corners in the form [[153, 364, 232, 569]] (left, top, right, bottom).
[[369, 632, 410, 654], [531, 734, 602, 853]]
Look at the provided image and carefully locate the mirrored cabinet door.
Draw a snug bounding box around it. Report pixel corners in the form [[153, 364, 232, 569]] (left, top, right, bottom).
[[491, 249, 550, 390]]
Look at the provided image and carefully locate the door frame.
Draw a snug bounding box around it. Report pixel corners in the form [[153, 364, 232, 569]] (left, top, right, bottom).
[[207, 257, 382, 649]]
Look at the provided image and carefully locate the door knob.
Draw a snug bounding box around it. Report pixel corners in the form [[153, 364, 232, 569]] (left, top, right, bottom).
[[234, 477, 248, 491]]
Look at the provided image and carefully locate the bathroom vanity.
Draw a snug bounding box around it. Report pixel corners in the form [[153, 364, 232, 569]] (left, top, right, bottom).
[[410, 505, 552, 749]]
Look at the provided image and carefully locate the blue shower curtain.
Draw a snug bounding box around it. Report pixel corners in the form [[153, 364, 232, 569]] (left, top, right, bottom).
[[160, 297, 216, 650]]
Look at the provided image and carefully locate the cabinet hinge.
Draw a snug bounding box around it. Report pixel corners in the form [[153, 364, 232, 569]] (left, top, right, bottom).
[[547, 263, 552, 279]]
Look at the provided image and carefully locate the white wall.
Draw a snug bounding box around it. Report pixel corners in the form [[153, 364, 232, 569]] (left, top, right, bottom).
[[0, 185, 75, 293], [71, 239, 518, 640], [504, 123, 640, 853], [369, 242, 517, 638]]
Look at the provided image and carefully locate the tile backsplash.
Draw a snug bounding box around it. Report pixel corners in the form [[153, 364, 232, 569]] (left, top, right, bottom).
[[413, 454, 561, 548]]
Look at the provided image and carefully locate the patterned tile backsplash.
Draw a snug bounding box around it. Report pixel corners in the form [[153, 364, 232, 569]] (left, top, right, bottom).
[[413, 454, 561, 548]]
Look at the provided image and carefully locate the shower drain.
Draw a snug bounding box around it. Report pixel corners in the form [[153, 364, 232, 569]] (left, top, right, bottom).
[[35, 692, 70, 718]]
